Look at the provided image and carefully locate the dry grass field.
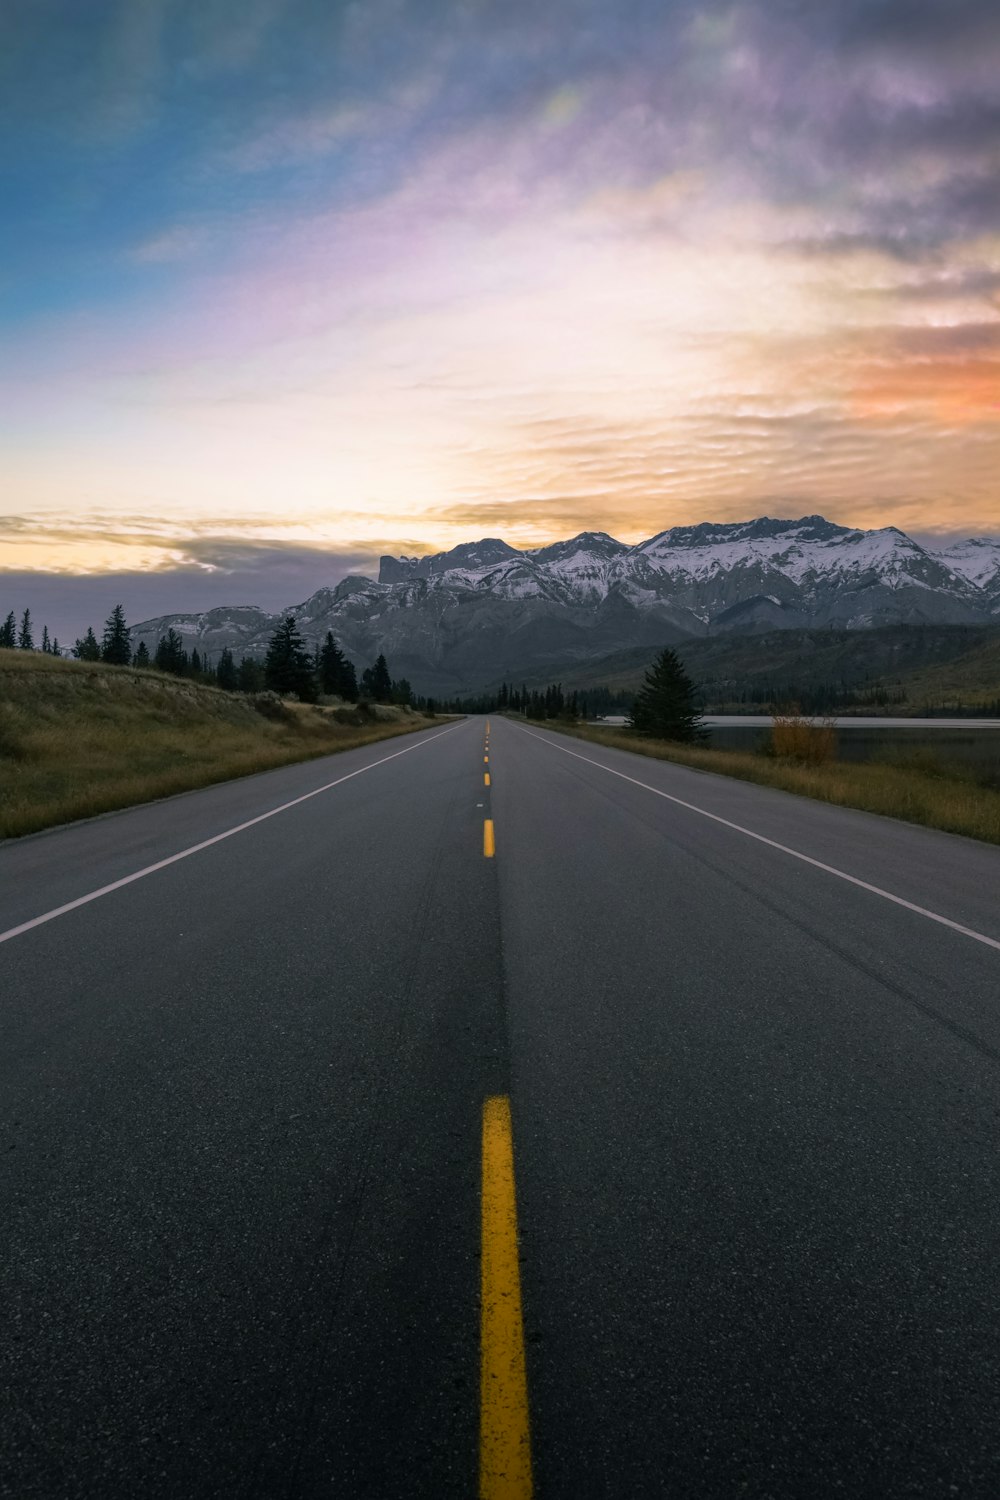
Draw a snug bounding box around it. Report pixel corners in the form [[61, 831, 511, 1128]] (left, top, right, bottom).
[[0, 650, 435, 838], [541, 720, 1000, 846]]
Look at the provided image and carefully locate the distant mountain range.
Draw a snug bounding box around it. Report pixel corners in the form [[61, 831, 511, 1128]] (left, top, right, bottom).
[[132, 516, 1000, 696]]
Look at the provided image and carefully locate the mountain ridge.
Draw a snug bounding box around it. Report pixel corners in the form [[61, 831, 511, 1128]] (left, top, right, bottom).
[[131, 515, 1000, 696]]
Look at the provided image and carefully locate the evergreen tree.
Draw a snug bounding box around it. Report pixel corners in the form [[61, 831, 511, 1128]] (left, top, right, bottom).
[[51, 637, 60, 657], [154, 628, 187, 675], [41, 625, 51, 653], [73, 626, 101, 661], [264, 616, 317, 700], [216, 647, 237, 691], [133, 641, 151, 668], [361, 653, 392, 702], [391, 677, 413, 707], [318, 632, 350, 696], [372, 653, 391, 701], [236, 655, 265, 693], [340, 658, 358, 702], [101, 603, 131, 665], [425, 697, 437, 717], [18, 608, 33, 650], [0, 611, 15, 649], [190, 647, 202, 677], [629, 647, 703, 742]]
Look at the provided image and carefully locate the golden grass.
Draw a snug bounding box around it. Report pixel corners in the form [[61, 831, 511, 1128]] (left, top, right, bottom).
[[769, 712, 837, 763], [0, 651, 435, 839], [535, 721, 1000, 846]]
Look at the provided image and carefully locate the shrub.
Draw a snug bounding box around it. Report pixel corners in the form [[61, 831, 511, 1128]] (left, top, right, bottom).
[[770, 710, 836, 764], [0, 704, 26, 760]]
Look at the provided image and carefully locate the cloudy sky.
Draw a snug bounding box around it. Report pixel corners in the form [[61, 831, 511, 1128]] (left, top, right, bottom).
[[3, 0, 999, 635]]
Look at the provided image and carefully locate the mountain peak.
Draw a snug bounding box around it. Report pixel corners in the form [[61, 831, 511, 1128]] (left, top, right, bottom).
[[379, 538, 520, 584], [132, 513, 998, 697]]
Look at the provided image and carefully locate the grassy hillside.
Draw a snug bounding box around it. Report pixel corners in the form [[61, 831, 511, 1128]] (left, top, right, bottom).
[[0, 651, 434, 839], [529, 625, 1000, 713]]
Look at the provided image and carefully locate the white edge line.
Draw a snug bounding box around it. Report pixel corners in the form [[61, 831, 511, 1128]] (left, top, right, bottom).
[[518, 725, 1000, 956], [0, 724, 461, 946]]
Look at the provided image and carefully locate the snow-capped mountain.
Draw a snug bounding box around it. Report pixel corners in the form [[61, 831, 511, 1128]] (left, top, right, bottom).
[[936, 537, 1000, 596], [131, 515, 1000, 695]]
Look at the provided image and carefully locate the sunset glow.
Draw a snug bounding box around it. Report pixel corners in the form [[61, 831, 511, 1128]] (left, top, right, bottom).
[[3, 0, 999, 627]]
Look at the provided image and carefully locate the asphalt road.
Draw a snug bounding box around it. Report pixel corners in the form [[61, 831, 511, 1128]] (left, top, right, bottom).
[[3, 713, 1000, 1498]]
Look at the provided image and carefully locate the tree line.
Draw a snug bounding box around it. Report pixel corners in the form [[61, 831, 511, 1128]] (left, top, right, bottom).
[[0, 608, 62, 657], [2, 602, 415, 707], [5, 599, 707, 736], [433, 650, 704, 741], [436, 681, 592, 720]]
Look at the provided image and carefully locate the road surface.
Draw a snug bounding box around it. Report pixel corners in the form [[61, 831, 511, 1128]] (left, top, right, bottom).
[[3, 714, 1000, 1497]]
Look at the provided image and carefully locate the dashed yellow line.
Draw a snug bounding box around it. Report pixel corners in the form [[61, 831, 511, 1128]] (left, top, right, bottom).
[[480, 1096, 532, 1498], [484, 755, 489, 764], [485, 773, 491, 787], [483, 819, 495, 858]]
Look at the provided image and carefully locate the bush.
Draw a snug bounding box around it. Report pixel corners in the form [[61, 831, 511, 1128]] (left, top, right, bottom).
[[769, 711, 836, 764], [251, 691, 295, 722], [0, 704, 26, 760]]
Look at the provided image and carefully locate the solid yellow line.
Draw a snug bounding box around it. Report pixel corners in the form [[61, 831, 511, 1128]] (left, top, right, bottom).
[[480, 1096, 532, 1499], [483, 819, 495, 858], [485, 773, 491, 787]]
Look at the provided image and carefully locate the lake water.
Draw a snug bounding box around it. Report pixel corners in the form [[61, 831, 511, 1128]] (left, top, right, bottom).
[[590, 715, 1000, 772], [702, 717, 1000, 771]]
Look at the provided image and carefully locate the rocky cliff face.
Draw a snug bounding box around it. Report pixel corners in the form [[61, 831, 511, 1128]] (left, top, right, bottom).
[[131, 516, 1000, 696]]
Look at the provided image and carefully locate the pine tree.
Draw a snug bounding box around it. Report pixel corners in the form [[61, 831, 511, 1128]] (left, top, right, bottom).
[[0, 611, 15, 649], [361, 653, 392, 703], [190, 647, 202, 678], [73, 626, 101, 661], [391, 677, 413, 706], [340, 658, 358, 702], [216, 647, 237, 691], [154, 628, 187, 675], [629, 647, 703, 742], [264, 616, 317, 700], [101, 603, 131, 665], [236, 655, 265, 693], [51, 637, 60, 657], [18, 608, 33, 650], [318, 631, 349, 696], [41, 625, 51, 654], [133, 641, 151, 668]]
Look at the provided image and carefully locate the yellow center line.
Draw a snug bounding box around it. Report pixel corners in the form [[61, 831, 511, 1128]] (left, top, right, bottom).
[[483, 819, 495, 858], [484, 755, 489, 764], [480, 1096, 532, 1499], [484, 773, 491, 787]]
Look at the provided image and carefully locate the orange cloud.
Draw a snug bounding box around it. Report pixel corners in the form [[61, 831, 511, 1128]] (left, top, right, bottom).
[[853, 357, 1000, 422]]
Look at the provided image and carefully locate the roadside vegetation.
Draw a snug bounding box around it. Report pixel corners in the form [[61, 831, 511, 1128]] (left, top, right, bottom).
[[537, 716, 1000, 847], [0, 641, 435, 839], [483, 648, 1000, 845]]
